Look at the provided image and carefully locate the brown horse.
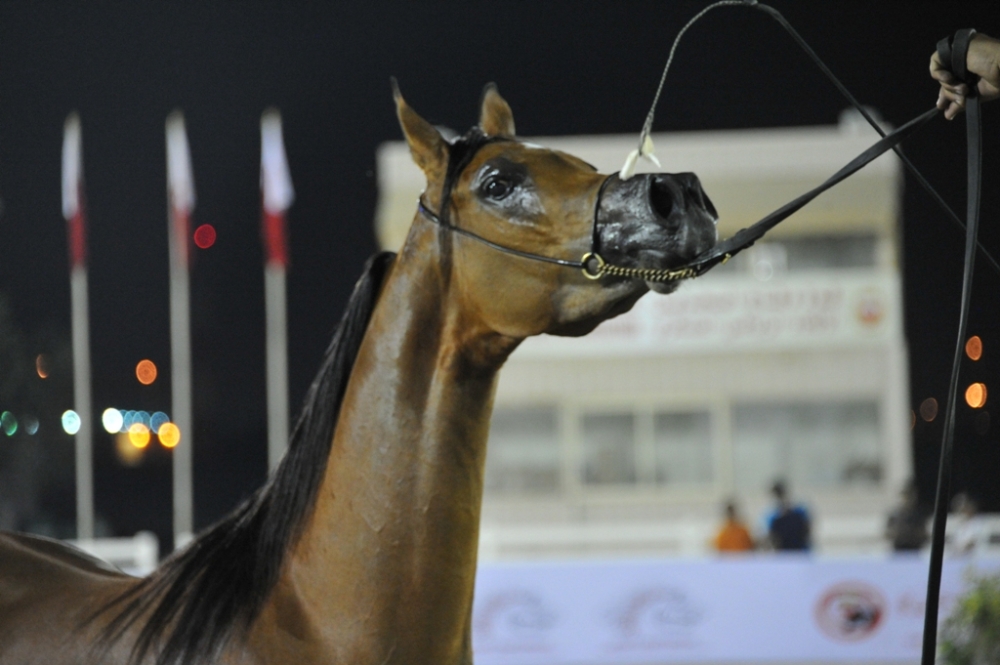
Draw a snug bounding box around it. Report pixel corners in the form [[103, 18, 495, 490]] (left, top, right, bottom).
[[0, 84, 716, 664]]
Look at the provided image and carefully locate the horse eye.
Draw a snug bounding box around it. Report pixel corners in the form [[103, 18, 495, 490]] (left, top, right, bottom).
[[482, 176, 515, 200]]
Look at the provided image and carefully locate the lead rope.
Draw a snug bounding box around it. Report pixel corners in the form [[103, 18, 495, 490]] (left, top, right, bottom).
[[921, 29, 982, 665], [628, 0, 1000, 274], [632, 7, 987, 662]]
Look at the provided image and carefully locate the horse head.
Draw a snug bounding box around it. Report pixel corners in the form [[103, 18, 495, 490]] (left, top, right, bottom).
[[394, 83, 717, 339]]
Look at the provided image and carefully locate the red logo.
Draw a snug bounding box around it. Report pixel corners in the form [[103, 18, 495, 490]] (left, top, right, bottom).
[[815, 581, 886, 642]]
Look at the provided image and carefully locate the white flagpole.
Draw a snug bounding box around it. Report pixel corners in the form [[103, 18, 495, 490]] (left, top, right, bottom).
[[166, 111, 195, 546], [62, 112, 93, 540], [261, 109, 294, 471]]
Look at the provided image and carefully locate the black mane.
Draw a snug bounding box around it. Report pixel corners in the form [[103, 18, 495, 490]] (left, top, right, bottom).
[[96, 252, 395, 665]]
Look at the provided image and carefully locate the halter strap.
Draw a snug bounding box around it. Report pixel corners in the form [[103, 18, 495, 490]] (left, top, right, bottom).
[[417, 110, 934, 284]]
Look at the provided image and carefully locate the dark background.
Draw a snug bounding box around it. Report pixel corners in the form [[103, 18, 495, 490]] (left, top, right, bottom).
[[0, 2, 997, 551]]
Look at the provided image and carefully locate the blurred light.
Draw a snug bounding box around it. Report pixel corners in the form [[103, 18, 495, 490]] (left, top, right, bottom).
[[136, 411, 151, 429], [35, 354, 49, 379], [965, 382, 987, 409], [115, 432, 145, 466], [158, 422, 181, 448], [193, 223, 217, 249], [62, 410, 81, 435], [136, 360, 158, 385], [23, 415, 38, 435], [975, 410, 991, 436], [966, 335, 983, 361], [150, 411, 169, 433], [919, 397, 938, 422], [122, 410, 136, 432], [1, 411, 17, 436], [102, 408, 124, 434], [128, 423, 151, 448]]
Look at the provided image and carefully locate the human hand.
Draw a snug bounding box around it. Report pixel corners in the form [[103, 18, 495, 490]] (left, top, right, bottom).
[[931, 33, 1000, 119]]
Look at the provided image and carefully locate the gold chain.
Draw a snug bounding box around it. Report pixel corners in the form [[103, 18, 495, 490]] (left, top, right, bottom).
[[580, 252, 728, 284]]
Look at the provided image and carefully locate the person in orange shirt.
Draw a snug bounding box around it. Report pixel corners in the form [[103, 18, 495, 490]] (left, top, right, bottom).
[[713, 500, 755, 552]]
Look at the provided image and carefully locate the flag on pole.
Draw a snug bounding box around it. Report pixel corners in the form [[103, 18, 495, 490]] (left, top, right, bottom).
[[260, 109, 294, 470], [62, 112, 94, 540], [167, 112, 195, 268], [165, 110, 195, 545], [62, 113, 86, 268], [261, 108, 294, 267]]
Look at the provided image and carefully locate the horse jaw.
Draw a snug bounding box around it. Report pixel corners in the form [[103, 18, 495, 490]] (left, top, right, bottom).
[[547, 283, 647, 337]]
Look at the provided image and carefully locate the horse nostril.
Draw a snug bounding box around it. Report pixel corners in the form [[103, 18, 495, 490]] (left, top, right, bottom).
[[682, 175, 718, 220], [648, 176, 676, 220], [699, 187, 718, 219]]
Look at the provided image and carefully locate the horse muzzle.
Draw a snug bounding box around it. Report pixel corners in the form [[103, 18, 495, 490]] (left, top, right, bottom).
[[594, 172, 718, 293]]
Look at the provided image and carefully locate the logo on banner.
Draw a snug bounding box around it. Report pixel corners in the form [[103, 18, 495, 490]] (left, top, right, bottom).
[[473, 589, 557, 653], [815, 581, 886, 642], [607, 586, 703, 650]]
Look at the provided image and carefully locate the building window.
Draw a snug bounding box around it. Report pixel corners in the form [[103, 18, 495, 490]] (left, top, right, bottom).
[[732, 401, 881, 492], [581, 412, 636, 486], [712, 234, 877, 278], [654, 411, 713, 485], [485, 406, 560, 494]]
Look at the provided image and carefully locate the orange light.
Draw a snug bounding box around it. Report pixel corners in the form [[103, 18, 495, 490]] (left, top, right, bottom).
[[136, 360, 158, 385], [36, 354, 49, 379], [966, 335, 983, 361], [919, 397, 939, 422], [158, 422, 181, 448], [128, 423, 151, 448], [965, 382, 988, 409]]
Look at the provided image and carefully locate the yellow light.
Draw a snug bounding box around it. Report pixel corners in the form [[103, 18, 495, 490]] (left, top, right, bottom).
[[158, 422, 181, 449], [966, 336, 983, 361], [965, 383, 988, 409], [136, 360, 158, 385], [128, 423, 151, 448], [115, 432, 145, 466]]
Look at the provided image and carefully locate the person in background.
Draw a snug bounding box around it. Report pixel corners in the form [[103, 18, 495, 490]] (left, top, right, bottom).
[[931, 31, 1000, 119], [765, 480, 811, 551], [885, 480, 928, 552], [949, 492, 983, 555], [713, 500, 755, 552]]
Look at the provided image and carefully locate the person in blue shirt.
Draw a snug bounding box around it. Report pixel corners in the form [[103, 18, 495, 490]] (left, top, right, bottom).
[[765, 480, 811, 551]]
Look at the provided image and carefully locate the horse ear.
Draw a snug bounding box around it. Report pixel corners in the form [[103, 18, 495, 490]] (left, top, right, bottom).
[[479, 83, 516, 137], [392, 78, 448, 182]]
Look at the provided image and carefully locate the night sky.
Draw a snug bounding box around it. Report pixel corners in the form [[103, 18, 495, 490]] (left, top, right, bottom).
[[0, 2, 998, 550]]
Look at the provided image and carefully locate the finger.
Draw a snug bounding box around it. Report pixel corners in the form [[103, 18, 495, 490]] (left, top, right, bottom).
[[939, 88, 965, 105], [944, 99, 965, 120], [930, 53, 956, 83], [939, 82, 969, 95]]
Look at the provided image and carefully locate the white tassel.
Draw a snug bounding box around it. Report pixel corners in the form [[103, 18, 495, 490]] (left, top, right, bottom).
[[620, 134, 661, 180], [641, 134, 661, 167], [620, 149, 640, 180]]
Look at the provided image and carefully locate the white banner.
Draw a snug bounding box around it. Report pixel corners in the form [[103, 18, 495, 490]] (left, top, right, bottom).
[[516, 272, 900, 358], [473, 556, 999, 663]]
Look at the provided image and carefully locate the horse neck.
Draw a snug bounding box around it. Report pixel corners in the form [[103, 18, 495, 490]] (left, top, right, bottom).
[[278, 222, 517, 662]]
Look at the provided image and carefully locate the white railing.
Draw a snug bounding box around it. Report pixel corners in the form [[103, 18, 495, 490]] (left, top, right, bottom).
[[69, 531, 159, 576]]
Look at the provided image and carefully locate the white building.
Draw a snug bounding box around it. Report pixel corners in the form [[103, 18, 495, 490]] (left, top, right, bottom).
[[375, 111, 909, 560]]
